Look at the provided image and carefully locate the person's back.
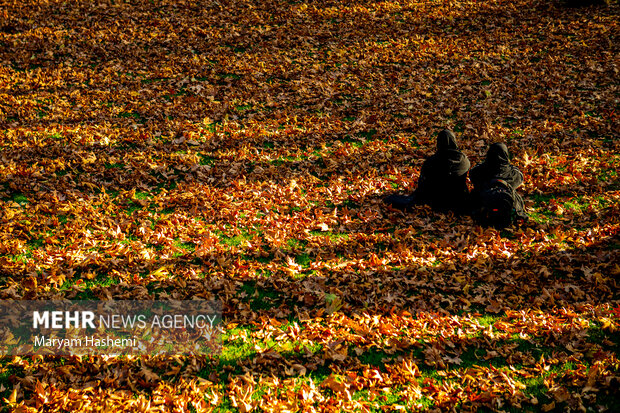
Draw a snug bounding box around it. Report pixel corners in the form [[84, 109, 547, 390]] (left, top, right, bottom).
[[385, 129, 470, 213], [470, 143, 527, 227], [414, 130, 470, 212], [470, 143, 523, 190]]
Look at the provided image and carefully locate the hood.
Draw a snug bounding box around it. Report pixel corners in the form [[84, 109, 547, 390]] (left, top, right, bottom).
[[432, 130, 470, 176], [485, 143, 510, 167], [436, 129, 458, 152]]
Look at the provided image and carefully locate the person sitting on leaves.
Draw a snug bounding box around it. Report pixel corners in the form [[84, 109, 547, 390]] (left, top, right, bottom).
[[385, 129, 470, 213], [470, 143, 528, 228]]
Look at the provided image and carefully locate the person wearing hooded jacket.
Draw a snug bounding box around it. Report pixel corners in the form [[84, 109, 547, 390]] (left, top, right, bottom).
[[469, 143, 527, 222], [385, 129, 470, 213]]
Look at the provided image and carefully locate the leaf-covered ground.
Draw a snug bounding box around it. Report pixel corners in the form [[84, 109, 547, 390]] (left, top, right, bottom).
[[1, 0, 619, 411]]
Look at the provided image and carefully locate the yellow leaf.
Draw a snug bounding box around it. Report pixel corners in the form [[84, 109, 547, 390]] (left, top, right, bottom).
[[317, 222, 329, 232]]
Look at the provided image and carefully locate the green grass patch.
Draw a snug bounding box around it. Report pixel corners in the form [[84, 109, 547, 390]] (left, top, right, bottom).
[[563, 200, 586, 213], [358, 348, 408, 372], [295, 253, 311, 268], [356, 129, 377, 140], [240, 281, 283, 311], [286, 238, 306, 250], [134, 191, 151, 200], [26, 237, 45, 249], [60, 272, 120, 299], [529, 193, 555, 206], [217, 231, 252, 248], [353, 386, 406, 410], [309, 230, 350, 241], [477, 314, 498, 328], [173, 239, 196, 256], [140, 77, 169, 84], [528, 211, 554, 224], [8, 253, 32, 263], [118, 111, 142, 119], [11, 193, 29, 205], [517, 361, 577, 407], [0, 364, 21, 401]]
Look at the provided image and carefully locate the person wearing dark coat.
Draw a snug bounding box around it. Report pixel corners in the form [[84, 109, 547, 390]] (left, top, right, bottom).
[[469, 143, 527, 221], [385, 129, 470, 213]]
